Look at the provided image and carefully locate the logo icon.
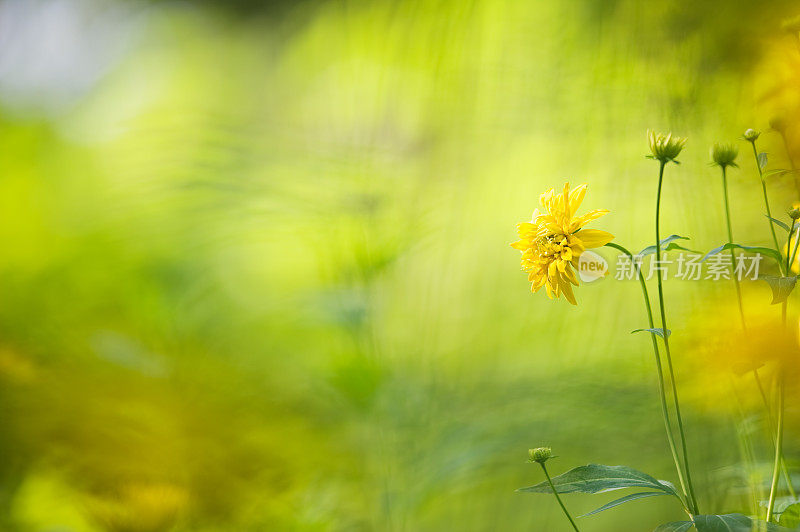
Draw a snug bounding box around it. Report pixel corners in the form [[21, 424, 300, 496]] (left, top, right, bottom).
[[578, 250, 609, 283]]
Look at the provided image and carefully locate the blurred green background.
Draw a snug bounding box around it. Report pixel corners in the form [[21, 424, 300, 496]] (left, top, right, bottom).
[[2, 0, 800, 530]]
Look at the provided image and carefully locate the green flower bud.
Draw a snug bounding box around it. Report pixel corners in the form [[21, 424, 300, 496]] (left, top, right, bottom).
[[790, 204, 800, 221], [529, 447, 552, 464], [711, 142, 738, 169], [743, 129, 760, 142], [647, 130, 687, 164]]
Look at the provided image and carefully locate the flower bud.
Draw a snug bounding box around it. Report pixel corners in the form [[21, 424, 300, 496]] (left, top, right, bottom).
[[743, 129, 760, 142], [529, 447, 552, 464], [790, 203, 800, 220], [711, 142, 738, 169], [647, 130, 687, 163]]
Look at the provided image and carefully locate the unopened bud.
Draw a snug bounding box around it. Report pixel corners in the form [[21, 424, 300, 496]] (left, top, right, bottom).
[[743, 129, 760, 142], [711, 142, 738, 169], [529, 447, 552, 464], [647, 130, 687, 164]]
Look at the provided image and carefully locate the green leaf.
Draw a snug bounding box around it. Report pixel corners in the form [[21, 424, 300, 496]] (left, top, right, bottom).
[[759, 276, 797, 305], [765, 168, 792, 178], [517, 464, 680, 497], [702, 243, 783, 266], [693, 514, 792, 531], [579, 491, 668, 518], [760, 497, 800, 515], [654, 522, 693, 532], [759, 152, 768, 170], [767, 215, 792, 233], [638, 235, 692, 257], [779, 502, 800, 527], [632, 328, 671, 339]]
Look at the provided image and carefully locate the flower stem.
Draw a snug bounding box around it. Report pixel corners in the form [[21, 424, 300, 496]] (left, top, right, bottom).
[[655, 160, 700, 515], [755, 367, 797, 500], [766, 229, 794, 520], [720, 166, 747, 331], [767, 371, 786, 522], [750, 141, 783, 266], [606, 242, 692, 515], [539, 462, 580, 532], [790, 227, 800, 273], [751, 143, 800, 504]]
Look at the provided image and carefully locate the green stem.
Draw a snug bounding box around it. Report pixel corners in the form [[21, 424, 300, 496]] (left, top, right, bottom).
[[754, 368, 797, 500], [730, 375, 763, 517], [767, 230, 793, 520], [767, 371, 786, 522], [750, 137, 800, 499], [720, 165, 746, 331], [606, 242, 692, 514], [784, 228, 791, 329], [750, 141, 783, 266], [540, 462, 581, 532], [790, 225, 800, 273], [655, 160, 700, 515]]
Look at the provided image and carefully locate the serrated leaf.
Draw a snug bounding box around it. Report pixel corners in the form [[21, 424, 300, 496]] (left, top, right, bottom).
[[638, 235, 691, 257], [759, 276, 797, 305], [759, 152, 768, 170], [517, 464, 680, 497], [693, 514, 792, 531], [702, 243, 783, 266], [767, 215, 792, 233], [779, 502, 800, 527], [579, 491, 667, 518], [632, 328, 672, 339], [654, 522, 694, 532]]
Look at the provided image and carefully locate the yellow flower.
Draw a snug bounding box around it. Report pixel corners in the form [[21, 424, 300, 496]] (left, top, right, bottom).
[[511, 183, 614, 305]]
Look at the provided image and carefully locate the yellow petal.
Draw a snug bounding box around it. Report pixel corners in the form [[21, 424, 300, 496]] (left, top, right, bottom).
[[576, 229, 614, 248], [571, 209, 609, 231], [510, 239, 530, 250], [559, 277, 577, 305], [517, 222, 536, 237], [568, 184, 587, 217], [562, 264, 579, 285], [545, 283, 555, 299], [540, 188, 555, 211]]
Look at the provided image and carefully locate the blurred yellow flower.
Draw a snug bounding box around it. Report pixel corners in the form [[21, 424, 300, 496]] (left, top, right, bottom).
[[84, 483, 188, 532], [683, 301, 800, 413], [783, 238, 800, 275], [511, 183, 613, 305]]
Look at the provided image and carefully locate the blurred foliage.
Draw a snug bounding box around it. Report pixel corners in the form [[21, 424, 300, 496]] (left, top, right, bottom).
[[2, 0, 800, 530]]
